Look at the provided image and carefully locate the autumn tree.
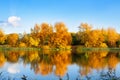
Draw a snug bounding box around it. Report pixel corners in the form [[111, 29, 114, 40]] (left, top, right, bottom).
[[36, 23, 53, 47], [7, 33, 19, 46], [78, 23, 108, 47], [50, 22, 72, 48], [29, 37, 40, 47], [78, 23, 92, 45], [0, 29, 6, 45], [20, 32, 29, 47], [85, 29, 107, 47], [107, 28, 118, 47], [31, 24, 41, 34]]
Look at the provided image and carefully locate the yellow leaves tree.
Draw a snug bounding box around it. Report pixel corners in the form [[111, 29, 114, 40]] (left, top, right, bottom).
[[20, 33, 29, 46], [7, 33, 19, 46], [0, 29, 6, 44], [79, 23, 92, 32], [38, 23, 53, 46], [107, 28, 119, 47], [0, 22, 120, 48], [51, 22, 72, 48], [78, 23, 107, 47], [19, 42, 26, 47], [29, 37, 40, 47], [85, 29, 106, 47], [32, 24, 41, 34], [78, 23, 92, 45]]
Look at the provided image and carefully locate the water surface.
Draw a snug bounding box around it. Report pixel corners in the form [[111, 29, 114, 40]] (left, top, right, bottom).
[[0, 50, 120, 80]]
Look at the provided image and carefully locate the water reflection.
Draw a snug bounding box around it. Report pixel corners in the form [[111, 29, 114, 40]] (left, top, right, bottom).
[[72, 51, 120, 80], [0, 52, 6, 67], [0, 50, 120, 79]]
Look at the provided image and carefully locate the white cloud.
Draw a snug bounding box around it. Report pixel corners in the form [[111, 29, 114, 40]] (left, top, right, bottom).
[[7, 63, 20, 74], [0, 16, 21, 27], [8, 16, 21, 27]]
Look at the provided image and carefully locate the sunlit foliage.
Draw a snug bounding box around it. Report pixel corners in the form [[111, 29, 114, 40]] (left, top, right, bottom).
[[0, 22, 120, 48], [107, 28, 119, 47], [38, 23, 53, 46], [7, 33, 19, 46], [20, 33, 29, 46], [50, 22, 72, 48], [85, 30, 105, 47], [29, 37, 40, 47], [78, 23, 92, 45], [0, 29, 6, 44], [19, 42, 26, 47]]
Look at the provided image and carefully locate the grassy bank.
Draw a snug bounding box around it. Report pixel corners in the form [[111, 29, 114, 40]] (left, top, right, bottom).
[[76, 46, 120, 53], [0, 46, 72, 51], [0, 46, 120, 52]]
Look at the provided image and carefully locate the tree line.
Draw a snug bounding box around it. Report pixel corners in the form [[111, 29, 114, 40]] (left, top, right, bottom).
[[0, 22, 120, 48], [72, 23, 120, 47]]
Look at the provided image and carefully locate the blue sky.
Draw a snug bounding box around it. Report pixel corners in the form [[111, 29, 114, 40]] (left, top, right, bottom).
[[0, 0, 120, 33]]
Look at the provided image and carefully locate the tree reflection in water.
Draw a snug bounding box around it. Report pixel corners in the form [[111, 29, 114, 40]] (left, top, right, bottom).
[[73, 51, 120, 80], [0, 50, 120, 79], [0, 52, 6, 67]]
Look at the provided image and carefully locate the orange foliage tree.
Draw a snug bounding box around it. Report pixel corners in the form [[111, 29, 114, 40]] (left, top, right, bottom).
[[38, 23, 53, 46], [7, 33, 19, 46], [0, 29, 6, 45], [107, 28, 119, 47], [50, 22, 72, 48], [85, 29, 107, 47], [78, 23, 92, 45], [78, 23, 107, 47], [0, 22, 119, 48]]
